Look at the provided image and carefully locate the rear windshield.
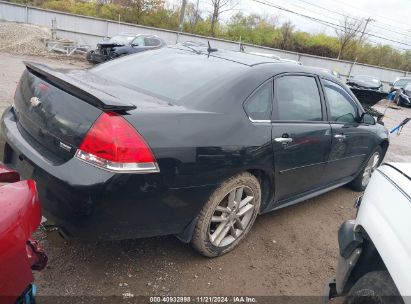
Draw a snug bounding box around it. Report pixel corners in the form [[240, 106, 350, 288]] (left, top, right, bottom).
[[91, 47, 245, 101]]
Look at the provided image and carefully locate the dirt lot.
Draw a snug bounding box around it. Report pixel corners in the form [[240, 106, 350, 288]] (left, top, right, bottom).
[[0, 52, 410, 300]]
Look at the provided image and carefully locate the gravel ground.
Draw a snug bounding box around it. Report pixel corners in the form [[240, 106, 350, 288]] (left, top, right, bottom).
[[0, 21, 86, 60], [0, 52, 410, 301], [0, 21, 51, 56]]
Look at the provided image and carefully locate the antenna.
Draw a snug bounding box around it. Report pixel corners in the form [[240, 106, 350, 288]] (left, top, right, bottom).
[[207, 41, 218, 57]]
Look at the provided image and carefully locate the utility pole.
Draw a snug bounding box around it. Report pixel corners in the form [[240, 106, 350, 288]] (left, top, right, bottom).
[[348, 17, 374, 77], [404, 28, 411, 76], [195, 0, 200, 16], [195, 0, 200, 29], [176, 0, 187, 43]]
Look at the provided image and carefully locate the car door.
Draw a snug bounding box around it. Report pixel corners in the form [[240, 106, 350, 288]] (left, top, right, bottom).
[[272, 74, 332, 202], [321, 79, 374, 182]]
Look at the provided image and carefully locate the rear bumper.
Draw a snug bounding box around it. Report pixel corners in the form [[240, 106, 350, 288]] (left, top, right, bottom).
[[0, 107, 214, 241]]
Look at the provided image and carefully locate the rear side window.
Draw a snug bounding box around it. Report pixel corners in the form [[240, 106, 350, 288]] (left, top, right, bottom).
[[144, 37, 161, 46], [275, 75, 323, 121], [323, 80, 358, 123], [244, 81, 272, 121]]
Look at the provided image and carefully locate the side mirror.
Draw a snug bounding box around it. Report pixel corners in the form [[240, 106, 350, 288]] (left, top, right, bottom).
[[361, 113, 376, 125], [389, 82, 394, 87], [132, 43, 139, 47]]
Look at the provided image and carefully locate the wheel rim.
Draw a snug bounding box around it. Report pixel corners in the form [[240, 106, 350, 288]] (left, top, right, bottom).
[[362, 152, 380, 187], [208, 186, 256, 247]]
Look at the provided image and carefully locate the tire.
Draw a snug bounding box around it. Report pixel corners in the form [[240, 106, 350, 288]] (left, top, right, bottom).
[[396, 97, 402, 107], [191, 172, 261, 257], [349, 146, 383, 192], [344, 271, 403, 304]]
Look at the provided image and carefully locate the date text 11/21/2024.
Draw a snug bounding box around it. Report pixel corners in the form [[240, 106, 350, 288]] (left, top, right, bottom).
[[149, 296, 257, 303]]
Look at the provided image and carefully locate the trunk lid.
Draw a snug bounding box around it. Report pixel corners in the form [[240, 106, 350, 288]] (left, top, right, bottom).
[[14, 63, 135, 162], [14, 62, 172, 163]]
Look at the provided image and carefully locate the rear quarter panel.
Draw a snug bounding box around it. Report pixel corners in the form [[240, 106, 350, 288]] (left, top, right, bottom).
[[126, 108, 273, 189], [123, 68, 275, 190]]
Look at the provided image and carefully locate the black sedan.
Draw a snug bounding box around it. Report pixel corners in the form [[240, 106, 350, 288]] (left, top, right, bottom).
[[86, 33, 166, 63], [0, 45, 389, 257]]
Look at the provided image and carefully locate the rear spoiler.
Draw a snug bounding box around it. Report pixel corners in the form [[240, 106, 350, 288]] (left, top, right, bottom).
[[24, 61, 136, 111]]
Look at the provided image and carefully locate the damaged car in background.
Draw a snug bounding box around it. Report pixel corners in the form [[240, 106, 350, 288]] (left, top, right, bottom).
[[346, 75, 387, 106], [389, 77, 411, 107], [86, 33, 166, 63]]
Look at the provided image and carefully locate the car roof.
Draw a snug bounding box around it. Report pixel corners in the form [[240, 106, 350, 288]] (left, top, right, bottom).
[[118, 32, 161, 39], [117, 32, 137, 36], [169, 45, 346, 85], [351, 75, 380, 80], [247, 52, 281, 60], [173, 45, 309, 68], [210, 49, 283, 66]]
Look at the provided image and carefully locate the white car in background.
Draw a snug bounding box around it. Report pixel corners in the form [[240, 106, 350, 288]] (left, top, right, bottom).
[[326, 163, 411, 304]]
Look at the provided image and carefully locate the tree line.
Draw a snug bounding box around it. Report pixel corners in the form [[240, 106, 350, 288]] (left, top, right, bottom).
[[8, 0, 411, 71]]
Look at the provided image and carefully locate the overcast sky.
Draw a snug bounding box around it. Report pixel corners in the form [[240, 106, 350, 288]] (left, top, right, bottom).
[[182, 0, 411, 50]]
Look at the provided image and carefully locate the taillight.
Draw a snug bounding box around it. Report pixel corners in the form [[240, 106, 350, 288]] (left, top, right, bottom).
[[75, 112, 159, 173]]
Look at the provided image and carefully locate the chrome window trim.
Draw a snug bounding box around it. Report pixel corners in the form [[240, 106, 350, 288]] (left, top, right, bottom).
[[248, 117, 271, 123]]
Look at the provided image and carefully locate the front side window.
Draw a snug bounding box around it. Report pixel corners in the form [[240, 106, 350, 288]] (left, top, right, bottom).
[[244, 80, 272, 121], [323, 79, 358, 123], [275, 75, 323, 121], [132, 36, 145, 47]]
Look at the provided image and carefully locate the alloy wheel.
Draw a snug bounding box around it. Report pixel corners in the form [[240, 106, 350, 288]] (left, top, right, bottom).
[[362, 152, 380, 187], [208, 186, 256, 247]]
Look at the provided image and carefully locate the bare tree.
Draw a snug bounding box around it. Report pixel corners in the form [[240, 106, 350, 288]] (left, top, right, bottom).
[[186, 3, 202, 33], [279, 20, 295, 50], [336, 16, 364, 59], [210, 0, 239, 36]]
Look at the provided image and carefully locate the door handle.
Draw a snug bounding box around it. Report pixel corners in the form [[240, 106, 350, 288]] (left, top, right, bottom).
[[334, 134, 346, 140], [274, 137, 293, 143]]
